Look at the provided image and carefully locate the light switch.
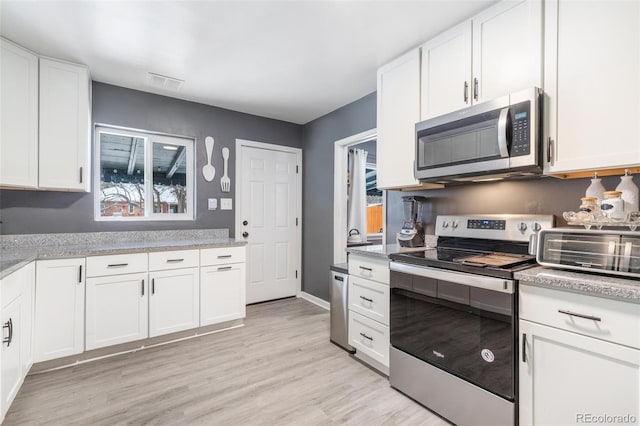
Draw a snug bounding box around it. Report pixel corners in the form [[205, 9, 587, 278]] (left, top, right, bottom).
[[208, 198, 218, 210], [220, 198, 233, 210]]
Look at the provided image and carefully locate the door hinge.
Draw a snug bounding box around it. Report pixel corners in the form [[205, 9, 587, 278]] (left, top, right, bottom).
[[295, 270, 298, 279], [296, 165, 299, 174]]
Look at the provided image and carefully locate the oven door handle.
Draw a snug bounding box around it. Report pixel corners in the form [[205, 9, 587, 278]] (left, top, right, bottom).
[[390, 262, 514, 294], [497, 107, 510, 158]]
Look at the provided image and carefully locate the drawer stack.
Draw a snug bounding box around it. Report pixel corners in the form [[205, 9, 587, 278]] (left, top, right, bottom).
[[347, 254, 390, 374]]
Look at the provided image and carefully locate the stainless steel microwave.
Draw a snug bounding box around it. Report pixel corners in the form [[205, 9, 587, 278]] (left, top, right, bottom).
[[415, 87, 543, 183]]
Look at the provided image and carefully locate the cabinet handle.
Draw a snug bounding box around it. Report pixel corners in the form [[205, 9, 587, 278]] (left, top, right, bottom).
[[79, 167, 83, 184], [78, 265, 82, 283], [3, 318, 13, 347], [217, 266, 232, 271], [217, 255, 232, 259], [522, 333, 527, 363], [473, 78, 479, 101], [359, 295, 373, 303], [463, 81, 469, 104], [107, 263, 128, 268], [141, 279, 145, 296], [359, 266, 372, 272], [547, 137, 554, 163], [558, 309, 601, 322], [152, 278, 155, 295], [359, 332, 373, 341], [166, 259, 184, 263]]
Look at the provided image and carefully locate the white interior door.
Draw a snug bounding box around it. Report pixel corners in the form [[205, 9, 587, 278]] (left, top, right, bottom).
[[239, 143, 300, 304]]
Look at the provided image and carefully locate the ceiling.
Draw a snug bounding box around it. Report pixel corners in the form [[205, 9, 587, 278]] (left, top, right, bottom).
[[0, 1, 495, 124]]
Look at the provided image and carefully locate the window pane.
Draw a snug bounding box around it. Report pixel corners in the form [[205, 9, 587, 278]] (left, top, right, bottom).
[[99, 132, 145, 217], [152, 142, 188, 215]]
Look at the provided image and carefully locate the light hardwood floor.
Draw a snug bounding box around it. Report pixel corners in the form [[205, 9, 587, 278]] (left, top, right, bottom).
[[5, 298, 449, 425]]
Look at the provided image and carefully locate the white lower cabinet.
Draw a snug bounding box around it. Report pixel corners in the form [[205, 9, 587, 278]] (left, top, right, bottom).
[[519, 284, 640, 426], [85, 272, 148, 350], [348, 311, 390, 367], [34, 258, 85, 362], [149, 268, 200, 337], [200, 264, 246, 326], [1, 296, 22, 418]]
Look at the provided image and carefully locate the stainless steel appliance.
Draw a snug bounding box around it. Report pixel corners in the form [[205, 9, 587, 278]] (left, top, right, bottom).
[[397, 196, 427, 247], [415, 87, 543, 183], [329, 264, 354, 353], [537, 228, 640, 278], [389, 214, 554, 426]]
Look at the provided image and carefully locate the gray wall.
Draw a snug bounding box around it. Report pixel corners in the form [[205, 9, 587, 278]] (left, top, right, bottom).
[[300, 92, 377, 301], [386, 175, 622, 243], [0, 82, 302, 235]]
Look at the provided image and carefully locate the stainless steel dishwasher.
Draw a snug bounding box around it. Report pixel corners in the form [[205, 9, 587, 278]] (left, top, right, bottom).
[[329, 264, 354, 353]]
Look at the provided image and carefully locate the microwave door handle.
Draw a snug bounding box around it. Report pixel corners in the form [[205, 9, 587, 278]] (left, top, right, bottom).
[[497, 107, 510, 158]]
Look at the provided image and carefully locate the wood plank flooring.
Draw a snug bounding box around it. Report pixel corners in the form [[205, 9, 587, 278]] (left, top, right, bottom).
[[5, 298, 450, 425]]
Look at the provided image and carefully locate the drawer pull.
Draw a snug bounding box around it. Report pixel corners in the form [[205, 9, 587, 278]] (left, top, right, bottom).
[[217, 255, 232, 259], [522, 333, 527, 363], [107, 263, 128, 268], [359, 332, 373, 341], [359, 266, 373, 272], [3, 318, 13, 347], [166, 259, 184, 263], [218, 266, 233, 271], [359, 295, 373, 303], [558, 309, 601, 322]]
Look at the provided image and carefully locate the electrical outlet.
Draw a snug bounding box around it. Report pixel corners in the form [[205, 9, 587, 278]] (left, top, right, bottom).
[[220, 198, 233, 210], [208, 198, 217, 210]]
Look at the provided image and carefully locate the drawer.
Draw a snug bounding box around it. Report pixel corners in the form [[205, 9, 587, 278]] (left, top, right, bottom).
[[520, 284, 640, 349], [348, 255, 389, 284], [149, 249, 199, 271], [348, 311, 389, 367], [200, 246, 245, 266], [87, 253, 148, 277], [1, 264, 31, 308], [349, 276, 389, 325]]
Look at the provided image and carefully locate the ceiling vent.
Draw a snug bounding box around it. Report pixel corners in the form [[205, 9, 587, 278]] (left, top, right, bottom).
[[147, 72, 185, 92]]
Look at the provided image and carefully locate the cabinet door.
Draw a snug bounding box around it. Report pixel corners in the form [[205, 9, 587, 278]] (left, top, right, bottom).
[[34, 259, 85, 362], [519, 320, 640, 426], [200, 264, 246, 327], [149, 268, 199, 337], [19, 262, 35, 375], [472, 0, 542, 103], [377, 48, 421, 189], [39, 57, 90, 191], [544, 0, 640, 174], [0, 38, 38, 189], [1, 296, 22, 416], [420, 21, 472, 120], [86, 273, 148, 350]]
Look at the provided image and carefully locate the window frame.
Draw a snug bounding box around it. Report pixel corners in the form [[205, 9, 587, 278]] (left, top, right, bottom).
[[94, 125, 196, 222]]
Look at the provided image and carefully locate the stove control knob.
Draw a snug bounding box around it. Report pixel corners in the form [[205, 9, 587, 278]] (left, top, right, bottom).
[[517, 222, 528, 232], [531, 222, 541, 232], [451, 221, 459, 229], [442, 220, 450, 229]]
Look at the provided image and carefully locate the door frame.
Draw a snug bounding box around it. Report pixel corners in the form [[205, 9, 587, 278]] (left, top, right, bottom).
[[235, 139, 303, 297], [333, 128, 384, 264]]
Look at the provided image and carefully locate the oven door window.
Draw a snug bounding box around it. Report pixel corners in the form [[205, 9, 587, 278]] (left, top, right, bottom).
[[390, 287, 515, 400]]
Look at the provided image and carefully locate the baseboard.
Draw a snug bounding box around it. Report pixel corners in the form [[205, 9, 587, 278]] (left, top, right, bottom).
[[298, 291, 330, 310]]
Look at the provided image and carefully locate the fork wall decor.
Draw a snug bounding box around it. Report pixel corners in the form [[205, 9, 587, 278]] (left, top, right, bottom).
[[221, 147, 231, 192]]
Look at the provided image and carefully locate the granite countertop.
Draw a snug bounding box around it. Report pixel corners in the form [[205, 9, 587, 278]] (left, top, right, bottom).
[[515, 266, 640, 303], [0, 233, 245, 280], [346, 238, 437, 260]]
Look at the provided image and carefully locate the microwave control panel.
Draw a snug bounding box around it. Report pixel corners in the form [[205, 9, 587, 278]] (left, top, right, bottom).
[[510, 100, 531, 157]]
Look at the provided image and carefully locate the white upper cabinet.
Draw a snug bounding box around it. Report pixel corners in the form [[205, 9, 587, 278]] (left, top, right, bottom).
[[377, 48, 421, 189], [39, 57, 90, 191], [472, 0, 543, 103], [544, 0, 640, 175], [0, 39, 39, 189], [420, 21, 473, 120]]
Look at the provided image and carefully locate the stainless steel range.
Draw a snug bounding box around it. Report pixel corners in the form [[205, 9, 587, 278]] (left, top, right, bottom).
[[388, 214, 554, 426]]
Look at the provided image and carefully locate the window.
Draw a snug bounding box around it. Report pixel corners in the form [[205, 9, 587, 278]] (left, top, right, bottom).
[[95, 126, 195, 221]]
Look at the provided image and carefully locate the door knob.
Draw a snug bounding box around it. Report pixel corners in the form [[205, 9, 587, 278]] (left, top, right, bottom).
[[242, 232, 249, 238], [243, 220, 248, 226]]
